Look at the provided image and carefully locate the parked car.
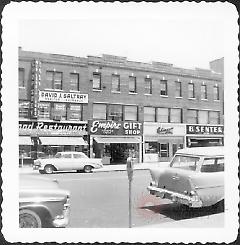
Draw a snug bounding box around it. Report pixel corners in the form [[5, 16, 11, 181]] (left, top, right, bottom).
[[34, 151, 103, 174], [19, 175, 70, 228], [147, 146, 224, 208]]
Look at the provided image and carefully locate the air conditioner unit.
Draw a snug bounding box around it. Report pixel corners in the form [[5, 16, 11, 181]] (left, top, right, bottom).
[[53, 115, 62, 121]]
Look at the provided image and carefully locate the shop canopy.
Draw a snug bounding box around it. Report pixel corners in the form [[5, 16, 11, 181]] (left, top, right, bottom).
[[94, 137, 141, 144], [39, 137, 87, 146], [19, 136, 33, 145]]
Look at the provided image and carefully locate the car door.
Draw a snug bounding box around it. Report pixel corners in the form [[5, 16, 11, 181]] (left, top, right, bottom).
[[55, 153, 73, 171], [73, 153, 88, 170]]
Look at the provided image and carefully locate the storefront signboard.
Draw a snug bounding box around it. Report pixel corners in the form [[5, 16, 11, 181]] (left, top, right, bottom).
[[19, 121, 88, 136], [144, 123, 185, 136], [89, 120, 143, 135], [39, 91, 88, 104], [186, 125, 224, 135]]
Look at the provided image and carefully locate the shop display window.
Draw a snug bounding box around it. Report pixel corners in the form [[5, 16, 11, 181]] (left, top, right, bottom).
[[19, 68, 25, 87], [124, 105, 138, 121], [38, 102, 51, 119], [159, 143, 169, 157], [19, 101, 30, 118], [170, 108, 182, 123], [144, 77, 152, 94], [198, 110, 208, 124], [112, 74, 120, 92], [145, 142, 158, 154], [108, 104, 123, 121], [157, 108, 168, 122], [93, 103, 106, 119], [144, 107, 155, 122], [93, 73, 101, 90], [187, 109, 197, 124], [129, 76, 137, 93], [52, 103, 67, 120], [209, 111, 220, 124], [68, 104, 82, 121], [160, 80, 168, 96], [70, 73, 79, 91]]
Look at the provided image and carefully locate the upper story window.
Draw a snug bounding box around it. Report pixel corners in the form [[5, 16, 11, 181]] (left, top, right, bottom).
[[46, 71, 63, 90], [93, 103, 106, 119], [145, 77, 152, 94], [70, 73, 79, 91], [19, 68, 25, 87], [68, 104, 82, 121], [198, 110, 208, 124], [188, 83, 195, 98], [124, 105, 138, 121], [92, 73, 101, 90], [201, 84, 207, 100], [213, 85, 220, 100], [209, 111, 220, 124], [52, 103, 67, 120], [19, 101, 30, 118], [156, 108, 168, 122], [170, 108, 182, 123], [108, 104, 123, 121], [129, 76, 137, 93], [38, 102, 51, 119], [187, 109, 197, 124], [111, 74, 120, 92], [175, 81, 182, 97], [144, 107, 155, 122], [160, 80, 168, 96]]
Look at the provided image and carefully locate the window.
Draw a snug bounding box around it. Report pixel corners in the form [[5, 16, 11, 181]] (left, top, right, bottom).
[[201, 157, 224, 172], [201, 84, 207, 99], [19, 101, 30, 118], [112, 74, 120, 92], [156, 108, 168, 122], [124, 105, 138, 121], [171, 155, 199, 171], [145, 142, 158, 154], [198, 110, 208, 124], [46, 71, 63, 90], [93, 104, 106, 119], [68, 104, 82, 121], [108, 104, 123, 121], [188, 83, 195, 98], [213, 85, 220, 100], [52, 103, 67, 120], [170, 108, 182, 123], [160, 80, 168, 96], [175, 81, 182, 97], [19, 68, 25, 87], [70, 73, 79, 91], [38, 102, 51, 119], [93, 73, 101, 90], [62, 153, 72, 159], [144, 107, 155, 122], [209, 111, 220, 124], [159, 143, 169, 157], [129, 76, 137, 93], [187, 109, 197, 124], [145, 77, 152, 94]]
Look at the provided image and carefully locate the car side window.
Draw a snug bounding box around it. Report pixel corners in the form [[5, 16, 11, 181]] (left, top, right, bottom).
[[73, 154, 82, 159], [62, 153, 72, 159], [201, 157, 224, 172]]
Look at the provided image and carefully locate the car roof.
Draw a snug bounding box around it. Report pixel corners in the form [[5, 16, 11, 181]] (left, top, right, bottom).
[[57, 151, 84, 154], [176, 146, 224, 157]]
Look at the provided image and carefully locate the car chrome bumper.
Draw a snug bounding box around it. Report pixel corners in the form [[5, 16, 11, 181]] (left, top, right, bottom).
[[52, 205, 70, 228], [147, 185, 203, 208]]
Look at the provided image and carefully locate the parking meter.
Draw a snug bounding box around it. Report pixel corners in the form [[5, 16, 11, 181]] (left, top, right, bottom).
[[126, 157, 134, 181]]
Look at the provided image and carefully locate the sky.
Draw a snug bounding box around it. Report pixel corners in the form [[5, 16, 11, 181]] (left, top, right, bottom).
[[18, 3, 226, 70]]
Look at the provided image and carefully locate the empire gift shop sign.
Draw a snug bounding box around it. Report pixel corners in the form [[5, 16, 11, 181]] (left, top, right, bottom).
[[39, 91, 88, 104], [19, 121, 88, 136], [89, 120, 143, 135], [186, 125, 224, 135]]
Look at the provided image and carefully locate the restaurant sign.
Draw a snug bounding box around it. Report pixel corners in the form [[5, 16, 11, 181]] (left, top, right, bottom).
[[39, 91, 88, 103], [186, 125, 224, 135], [19, 121, 88, 136], [89, 120, 143, 135]]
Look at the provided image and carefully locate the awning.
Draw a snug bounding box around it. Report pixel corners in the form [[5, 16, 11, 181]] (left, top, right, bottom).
[[94, 137, 141, 144], [40, 137, 87, 145], [19, 136, 33, 145]]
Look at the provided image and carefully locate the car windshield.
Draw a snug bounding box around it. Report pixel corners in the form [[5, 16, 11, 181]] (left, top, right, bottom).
[[170, 155, 200, 171], [55, 153, 62, 158]]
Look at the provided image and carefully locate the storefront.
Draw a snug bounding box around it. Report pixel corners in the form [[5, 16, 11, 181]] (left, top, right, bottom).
[[89, 120, 143, 165], [186, 124, 224, 147], [19, 120, 88, 165], [144, 122, 186, 162]]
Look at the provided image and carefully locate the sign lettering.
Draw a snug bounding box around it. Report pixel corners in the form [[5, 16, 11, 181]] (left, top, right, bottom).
[[186, 125, 224, 135]]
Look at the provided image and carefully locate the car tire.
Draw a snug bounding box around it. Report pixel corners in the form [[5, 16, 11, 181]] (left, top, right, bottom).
[[44, 165, 55, 174], [19, 209, 42, 228], [39, 170, 45, 174], [83, 165, 93, 173]]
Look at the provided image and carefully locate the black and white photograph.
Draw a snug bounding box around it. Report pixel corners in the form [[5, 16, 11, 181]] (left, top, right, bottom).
[[1, 2, 239, 243]]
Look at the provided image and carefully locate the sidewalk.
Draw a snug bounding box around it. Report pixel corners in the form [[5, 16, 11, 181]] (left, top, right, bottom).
[[19, 161, 170, 174]]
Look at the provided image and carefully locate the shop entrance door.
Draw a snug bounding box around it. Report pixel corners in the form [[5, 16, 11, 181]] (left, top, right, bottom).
[[109, 143, 128, 164]]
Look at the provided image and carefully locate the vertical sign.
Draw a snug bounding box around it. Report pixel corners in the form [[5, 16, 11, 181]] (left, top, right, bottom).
[[30, 60, 41, 119]]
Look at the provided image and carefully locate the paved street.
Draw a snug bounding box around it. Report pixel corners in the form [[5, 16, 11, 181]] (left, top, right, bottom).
[[21, 169, 224, 228]]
